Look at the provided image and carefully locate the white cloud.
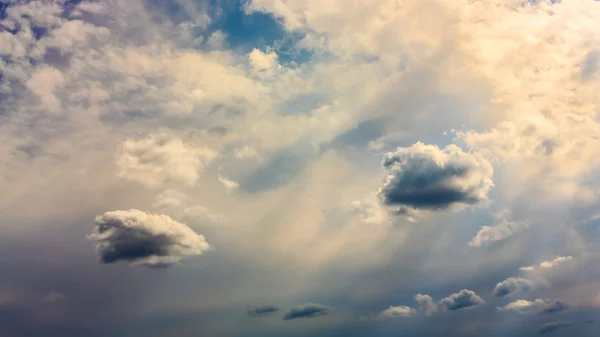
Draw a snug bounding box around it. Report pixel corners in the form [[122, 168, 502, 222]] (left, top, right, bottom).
[[248, 48, 279, 71], [414, 293, 438, 316], [26, 65, 64, 113], [469, 210, 528, 247], [89, 209, 210, 267], [378, 305, 417, 319], [117, 133, 217, 187], [152, 189, 226, 224], [218, 175, 239, 190], [540, 256, 574, 269]]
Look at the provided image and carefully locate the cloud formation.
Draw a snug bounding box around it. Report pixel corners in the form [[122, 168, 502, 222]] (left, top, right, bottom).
[[117, 133, 217, 187], [89, 209, 210, 267], [493, 277, 538, 298], [378, 143, 493, 213], [438, 289, 485, 311], [283, 304, 332, 321], [247, 305, 281, 317], [414, 293, 438, 316], [538, 321, 574, 334], [521, 256, 575, 272], [378, 305, 417, 319], [498, 299, 568, 316], [469, 210, 528, 247]]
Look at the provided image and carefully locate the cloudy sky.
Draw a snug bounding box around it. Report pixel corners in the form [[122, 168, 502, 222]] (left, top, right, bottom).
[[1, 0, 600, 336]]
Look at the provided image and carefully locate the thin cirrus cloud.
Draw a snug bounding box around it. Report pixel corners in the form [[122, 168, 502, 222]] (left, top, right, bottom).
[[89, 209, 210, 267]]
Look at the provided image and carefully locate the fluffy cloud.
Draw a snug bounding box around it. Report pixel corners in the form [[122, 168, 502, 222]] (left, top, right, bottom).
[[247, 305, 281, 317], [378, 305, 417, 319], [89, 209, 210, 267], [493, 277, 538, 298], [117, 133, 217, 187], [248, 48, 279, 71], [283, 304, 332, 320], [469, 210, 528, 247], [438, 289, 485, 311], [538, 321, 574, 334], [414, 293, 438, 316], [152, 189, 226, 224], [378, 143, 493, 213]]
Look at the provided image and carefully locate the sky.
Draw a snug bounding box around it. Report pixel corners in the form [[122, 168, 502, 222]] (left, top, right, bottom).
[[1, 0, 600, 336]]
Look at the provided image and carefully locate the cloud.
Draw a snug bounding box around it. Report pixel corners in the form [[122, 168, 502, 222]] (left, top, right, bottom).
[[26, 65, 64, 113], [493, 277, 538, 298], [414, 293, 438, 316], [43, 291, 66, 303], [218, 175, 240, 190], [117, 133, 217, 187], [248, 48, 279, 71], [538, 321, 574, 334], [521, 256, 575, 272], [283, 304, 332, 321], [439, 289, 485, 311], [152, 189, 226, 224], [498, 299, 568, 316], [378, 142, 493, 213], [540, 256, 574, 269], [378, 305, 417, 319], [247, 305, 281, 317], [89, 209, 210, 267], [469, 210, 528, 247]]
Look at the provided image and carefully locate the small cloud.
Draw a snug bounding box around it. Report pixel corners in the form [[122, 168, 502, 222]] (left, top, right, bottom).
[[283, 303, 332, 321], [378, 142, 493, 214], [439, 289, 485, 311], [498, 299, 568, 315], [538, 321, 574, 334], [520, 266, 536, 272], [43, 291, 66, 303], [415, 293, 438, 316], [218, 175, 239, 190], [89, 209, 210, 268], [247, 305, 280, 317], [540, 256, 573, 269], [469, 210, 528, 247], [248, 48, 278, 71], [233, 146, 259, 159], [493, 277, 538, 297], [378, 305, 417, 319]]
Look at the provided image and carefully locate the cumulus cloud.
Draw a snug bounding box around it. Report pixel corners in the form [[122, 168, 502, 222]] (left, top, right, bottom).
[[247, 305, 281, 317], [439, 289, 485, 311], [378, 143, 493, 213], [538, 321, 574, 334], [469, 210, 528, 247], [89, 209, 210, 267], [117, 133, 217, 187], [248, 48, 279, 71], [378, 306, 417, 319], [414, 293, 438, 316], [283, 304, 332, 320], [493, 277, 538, 298], [218, 175, 240, 190]]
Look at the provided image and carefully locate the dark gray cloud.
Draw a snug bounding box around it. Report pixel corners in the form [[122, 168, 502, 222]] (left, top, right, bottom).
[[247, 305, 280, 317], [89, 209, 210, 267], [493, 277, 537, 297], [538, 321, 574, 334], [439, 289, 485, 311], [541, 301, 569, 315], [283, 303, 332, 321], [378, 143, 493, 212]]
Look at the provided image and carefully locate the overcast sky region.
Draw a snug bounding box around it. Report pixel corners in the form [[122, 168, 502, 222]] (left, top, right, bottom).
[[1, 0, 600, 336]]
